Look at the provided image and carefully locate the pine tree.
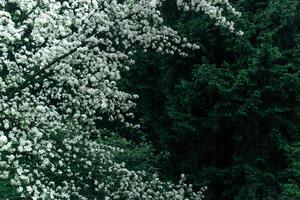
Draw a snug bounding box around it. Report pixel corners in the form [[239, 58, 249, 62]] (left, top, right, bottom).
[[124, 0, 300, 199]]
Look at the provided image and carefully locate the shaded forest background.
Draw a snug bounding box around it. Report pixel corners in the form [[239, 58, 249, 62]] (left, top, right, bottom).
[[116, 0, 300, 199]]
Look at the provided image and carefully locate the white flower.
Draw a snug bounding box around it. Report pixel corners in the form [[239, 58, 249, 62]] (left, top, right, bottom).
[[0, 135, 7, 147], [3, 119, 9, 129], [17, 187, 24, 193]]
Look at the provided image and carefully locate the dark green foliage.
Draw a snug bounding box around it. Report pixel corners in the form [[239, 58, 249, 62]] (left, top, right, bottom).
[[101, 134, 169, 175], [0, 179, 19, 199], [122, 0, 300, 199]]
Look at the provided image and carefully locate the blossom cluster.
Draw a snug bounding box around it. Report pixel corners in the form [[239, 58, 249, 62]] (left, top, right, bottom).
[[176, 0, 244, 35], [0, 0, 240, 199]]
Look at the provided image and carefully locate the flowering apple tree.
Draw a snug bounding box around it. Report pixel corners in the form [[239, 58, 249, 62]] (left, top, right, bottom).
[[0, 0, 241, 199]]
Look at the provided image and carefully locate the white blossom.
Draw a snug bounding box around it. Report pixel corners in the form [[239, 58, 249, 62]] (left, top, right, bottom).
[[0, 135, 7, 147], [0, 0, 241, 199]]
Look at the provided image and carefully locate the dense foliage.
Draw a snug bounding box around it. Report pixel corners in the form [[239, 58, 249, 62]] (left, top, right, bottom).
[[1, 0, 299, 199], [123, 0, 300, 199], [0, 0, 243, 199]]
